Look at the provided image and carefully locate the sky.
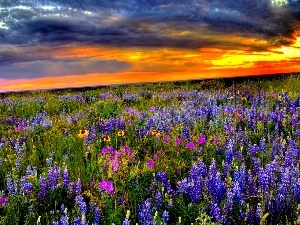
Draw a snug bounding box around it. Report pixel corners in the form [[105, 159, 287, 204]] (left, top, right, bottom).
[[1, 0, 300, 92]]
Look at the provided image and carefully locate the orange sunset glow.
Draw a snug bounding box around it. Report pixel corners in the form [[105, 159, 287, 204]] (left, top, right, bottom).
[[1, 1, 300, 92]]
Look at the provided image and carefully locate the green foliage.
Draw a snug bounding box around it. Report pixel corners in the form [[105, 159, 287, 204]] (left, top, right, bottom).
[[94, 100, 122, 119], [194, 212, 221, 225], [14, 101, 42, 119], [0, 195, 29, 225]]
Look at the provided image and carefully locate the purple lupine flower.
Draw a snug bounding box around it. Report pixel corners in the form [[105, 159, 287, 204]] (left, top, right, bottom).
[[255, 203, 261, 222], [178, 159, 208, 203], [46, 157, 53, 167], [177, 178, 189, 194], [257, 167, 270, 193], [73, 217, 81, 225], [223, 162, 229, 178], [251, 157, 261, 174], [19, 176, 33, 196], [14, 142, 24, 156], [247, 209, 257, 225], [239, 209, 246, 221], [190, 180, 202, 203], [225, 139, 234, 164], [206, 161, 226, 203], [270, 139, 277, 160], [226, 181, 243, 212], [234, 151, 245, 162], [156, 172, 168, 184], [59, 215, 69, 225], [225, 187, 234, 213], [99, 179, 114, 195], [247, 170, 257, 195], [13, 178, 18, 195], [265, 161, 278, 190], [284, 142, 299, 167], [26, 166, 37, 177], [233, 165, 247, 195], [182, 126, 190, 141], [292, 180, 300, 203], [209, 202, 224, 223], [75, 196, 87, 215], [259, 138, 267, 153], [61, 204, 66, 214], [208, 172, 226, 203], [48, 165, 60, 190], [15, 157, 22, 170], [93, 207, 101, 225], [74, 179, 82, 195], [295, 129, 300, 138], [137, 199, 153, 225], [6, 177, 15, 196], [62, 167, 70, 189], [154, 191, 163, 210], [39, 177, 47, 199], [122, 219, 131, 225], [162, 210, 170, 224], [208, 159, 218, 177], [85, 126, 96, 146], [189, 160, 207, 179]]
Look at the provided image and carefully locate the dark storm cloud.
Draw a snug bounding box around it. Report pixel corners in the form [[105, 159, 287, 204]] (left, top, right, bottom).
[[2, 0, 300, 48], [1, 0, 300, 53]]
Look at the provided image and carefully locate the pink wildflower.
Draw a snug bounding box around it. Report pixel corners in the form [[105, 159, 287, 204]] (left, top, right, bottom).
[[197, 134, 206, 145], [147, 159, 155, 169], [101, 146, 113, 155], [212, 137, 218, 144], [99, 179, 114, 195], [0, 196, 8, 206], [15, 124, 25, 131], [186, 141, 196, 149], [149, 106, 155, 112], [175, 138, 181, 146], [163, 136, 169, 143], [112, 158, 119, 172], [123, 145, 132, 155]]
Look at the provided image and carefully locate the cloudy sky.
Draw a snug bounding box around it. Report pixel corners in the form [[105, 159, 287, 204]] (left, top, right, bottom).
[[1, 0, 300, 92]]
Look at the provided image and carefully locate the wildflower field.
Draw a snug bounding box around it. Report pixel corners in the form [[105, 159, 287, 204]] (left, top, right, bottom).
[[0, 75, 300, 225]]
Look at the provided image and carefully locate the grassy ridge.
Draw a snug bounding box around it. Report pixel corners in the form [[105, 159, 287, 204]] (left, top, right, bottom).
[[0, 74, 299, 224]]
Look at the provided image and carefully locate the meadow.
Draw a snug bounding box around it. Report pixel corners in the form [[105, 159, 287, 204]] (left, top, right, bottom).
[[0, 75, 299, 225]]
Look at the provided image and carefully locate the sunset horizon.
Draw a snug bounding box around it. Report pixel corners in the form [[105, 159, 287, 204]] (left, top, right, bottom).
[[1, 0, 300, 92]]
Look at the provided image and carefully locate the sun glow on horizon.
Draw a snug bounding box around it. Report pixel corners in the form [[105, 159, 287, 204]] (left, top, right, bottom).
[[1, 34, 300, 93]]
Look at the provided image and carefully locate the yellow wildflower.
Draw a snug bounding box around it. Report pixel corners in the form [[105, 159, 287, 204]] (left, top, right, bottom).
[[78, 129, 89, 138]]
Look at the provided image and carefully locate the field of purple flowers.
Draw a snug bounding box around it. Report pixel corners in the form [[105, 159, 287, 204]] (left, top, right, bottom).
[[0, 76, 299, 225]]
